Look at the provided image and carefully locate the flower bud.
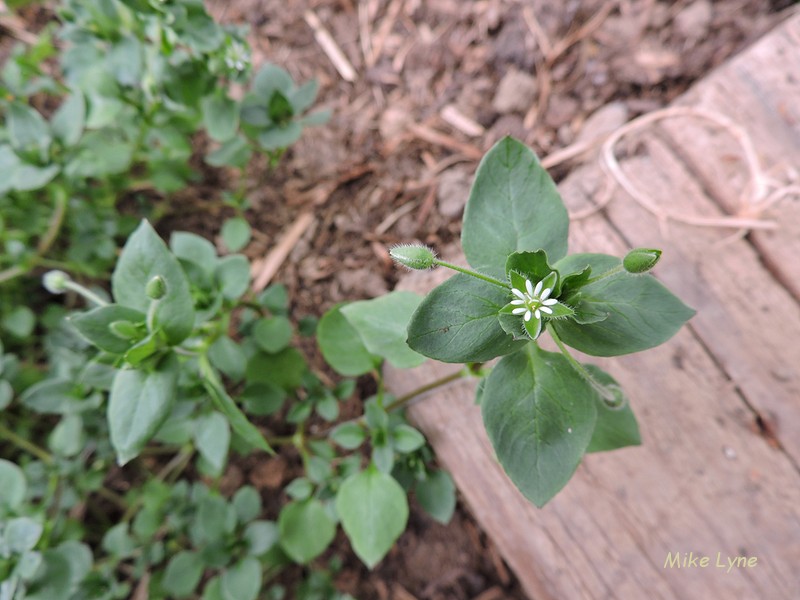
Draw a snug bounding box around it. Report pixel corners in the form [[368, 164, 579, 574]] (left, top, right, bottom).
[[43, 270, 71, 294], [389, 244, 436, 270], [623, 248, 662, 274], [145, 275, 167, 300]]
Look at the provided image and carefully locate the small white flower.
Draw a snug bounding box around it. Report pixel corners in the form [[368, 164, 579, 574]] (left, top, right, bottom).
[[509, 277, 558, 322]]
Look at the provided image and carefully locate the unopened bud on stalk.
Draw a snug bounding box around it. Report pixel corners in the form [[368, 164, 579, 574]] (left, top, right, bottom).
[[42, 270, 71, 294], [145, 275, 167, 300], [389, 244, 436, 270], [623, 248, 662, 274]]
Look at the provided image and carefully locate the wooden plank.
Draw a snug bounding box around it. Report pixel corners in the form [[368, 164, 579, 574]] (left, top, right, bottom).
[[655, 18, 800, 301], [385, 15, 800, 600]]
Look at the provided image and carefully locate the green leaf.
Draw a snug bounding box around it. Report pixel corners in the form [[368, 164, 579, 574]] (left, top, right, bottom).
[[196, 495, 235, 542], [108, 353, 179, 465], [107, 35, 142, 86], [13, 163, 60, 191], [336, 467, 409, 568], [163, 551, 204, 598], [505, 250, 557, 287], [232, 487, 261, 523], [194, 412, 230, 474], [202, 92, 240, 142], [102, 523, 136, 558], [252, 64, 293, 100], [407, 274, 525, 363], [69, 305, 145, 354], [221, 217, 251, 252], [481, 345, 598, 507], [278, 500, 336, 563], [392, 424, 425, 453], [257, 123, 302, 151], [6, 517, 43, 553], [206, 134, 252, 168], [208, 336, 246, 382], [253, 316, 293, 354], [415, 470, 456, 524], [0, 145, 22, 194], [317, 304, 378, 376], [341, 292, 426, 369], [240, 381, 285, 416], [0, 380, 12, 410], [289, 80, 319, 114], [221, 557, 261, 600], [65, 129, 133, 177], [8, 101, 51, 152], [51, 92, 85, 146], [330, 422, 366, 450], [2, 305, 35, 339], [112, 220, 196, 345], [200, 356, 273, 454], [267, 90, 293, 123], [171, 231, 218, 276], [552, 254, 695, 356], [584, 365, 641, 453], [48, 414, 84, 457], [243, 521, 279, 556], [19, 378, 75, 414], [215, 254, 251, 300], [462, 137, 569, 279], [284, 478, 314, 501], [23, 550, 71, 600]]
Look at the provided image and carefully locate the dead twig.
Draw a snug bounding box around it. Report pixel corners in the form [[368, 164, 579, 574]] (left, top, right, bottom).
[[304, 10, 357, 82], [251, 212, 315, 292], [407, 123, 483, 160]]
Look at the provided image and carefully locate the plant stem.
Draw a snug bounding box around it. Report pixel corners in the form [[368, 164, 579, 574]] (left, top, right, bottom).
[[432, 259, 509, 289], [311, 369, 471, 441], [64, 280, 109, 307], [385, 369, 468, 412], [547, 324, 617, 404], [0, 422, 54, 465], [95, 485, 129, 511], [583, 264, 624, 285], [0, 187, 68, 285]]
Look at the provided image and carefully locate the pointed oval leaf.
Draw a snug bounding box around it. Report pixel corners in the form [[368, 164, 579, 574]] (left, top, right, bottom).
[[481, 345, 598, 507], [407, 274, 526, 363], [317, 303, 378, 376], [278, 499, 336, 564], [109, 353, 179, 465], [462, 137, 569, 278], [341, 291, 425, 369], [553, 254, 695, 356], [336, 467, 409, 568], [584, 365, 641, 453], [69, 305, 145, 354], [111, 220, 195, 344]]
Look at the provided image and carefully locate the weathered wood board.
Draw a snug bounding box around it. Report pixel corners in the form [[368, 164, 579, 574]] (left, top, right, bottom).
[[385, 15, 800, 600]]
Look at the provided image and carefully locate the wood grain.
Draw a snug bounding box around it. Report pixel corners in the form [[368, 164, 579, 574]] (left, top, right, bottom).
[[385, 15, 800, 600]]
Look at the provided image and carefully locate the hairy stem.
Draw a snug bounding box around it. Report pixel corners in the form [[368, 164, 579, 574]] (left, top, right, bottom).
[[583, 264, 624, 285], [547, 324, 617, 405], [0, 422, 54, 465], [432, 259, 509, 289]]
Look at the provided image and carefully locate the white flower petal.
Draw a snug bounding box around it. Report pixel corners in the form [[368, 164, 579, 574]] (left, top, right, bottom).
[[542, 298, 558, 306], [540, 306, 553, 315], [533, 280, 543, 296], [525, 279, 534, 296], [524, 310, 532, 322], [510, 299, 525, 305], [534, 308, 541, 319], [540, 287, 552, 300], [512, 288, 526, 299], [512, 307, 527, 315]]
